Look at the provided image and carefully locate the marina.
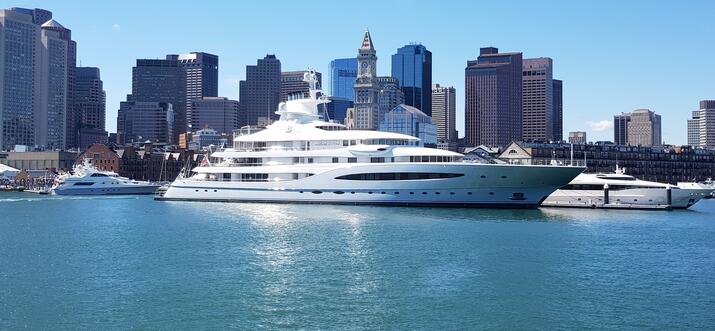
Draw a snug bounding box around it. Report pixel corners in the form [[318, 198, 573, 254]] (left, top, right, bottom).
[[1, 193, 714, 329]]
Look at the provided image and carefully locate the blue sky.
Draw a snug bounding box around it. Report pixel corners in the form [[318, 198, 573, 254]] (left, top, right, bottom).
[[7, 0, 714, 144]]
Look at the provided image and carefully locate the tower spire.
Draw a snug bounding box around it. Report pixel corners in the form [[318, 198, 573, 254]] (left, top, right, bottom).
[[360, 29, 375, 52]]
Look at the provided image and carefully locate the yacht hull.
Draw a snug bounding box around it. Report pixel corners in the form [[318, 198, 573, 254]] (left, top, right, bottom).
[[542, 188, 711, 209], [158, 163, 584, 208], [53, 185, 159, 196]]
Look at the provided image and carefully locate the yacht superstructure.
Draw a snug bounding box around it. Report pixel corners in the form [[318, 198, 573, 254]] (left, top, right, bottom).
[[52, 159, 159, 195], [542, 167, 712, 209], [158, 71, 585, 207]]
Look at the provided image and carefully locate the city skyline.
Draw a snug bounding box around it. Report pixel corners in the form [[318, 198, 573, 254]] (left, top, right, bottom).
[[4, 0, 715, 145]]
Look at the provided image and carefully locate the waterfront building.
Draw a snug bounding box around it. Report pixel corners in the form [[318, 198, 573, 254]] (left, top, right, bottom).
[[614, 109, 662, 146], [167, 52, 219, 130], [391, 44, 432, 114], [117, 101, 174, 144], [553, 79, 563, 141], [0, 8, 76, 151], [77, 143, 197, 182], [379, 104, 436, 146], [376, 76, 405, 123], [568, 131, 587, 144], [238, 54, 281, 127], [522, 58, 553, 142], [189, 97, 239, 135], [281, 70, 322, 102], [75, 67, 107, 149], [329, 58, 357, 101], [324, 96, 353, 123], [688, 110, 701, 146], [498, 141, 715, 183], [75, 143, 120, 173], [0, 150, 79, 172], [465, 47, 523, 147], [351, 31, 380, 130], [431, 84, 457, 144], [130, 58, 186, 141]]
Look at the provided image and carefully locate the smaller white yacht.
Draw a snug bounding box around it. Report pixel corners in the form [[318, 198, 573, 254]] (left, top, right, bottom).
[[542, 166, 713, 209], [52, 159, 159, 195]]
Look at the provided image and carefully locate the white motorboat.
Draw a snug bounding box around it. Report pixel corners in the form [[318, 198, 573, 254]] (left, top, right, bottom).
[[157, 71, 585, 208], [542, 166, 712, 209], [52, 159, 159, 195]]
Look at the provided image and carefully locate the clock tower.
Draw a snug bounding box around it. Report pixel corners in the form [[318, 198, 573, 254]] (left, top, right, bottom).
[[351, 30, 380, 130]]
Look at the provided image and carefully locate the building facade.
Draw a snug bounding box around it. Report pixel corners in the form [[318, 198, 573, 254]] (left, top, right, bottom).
[[350, 31, 380, 130], [376, 76, 405, 124], [75, 67, 106, 149], [117, 101, 174, 144], [168, 52, 219, 131], [325, 96, 353, 123], [130, 58, 186, 141], [688, 100, 715, 148], [0, 8, 77, 151], [614, 109, 662, 147], [280, 70, 322, 102], [522, 58, 553, 142], [568, 131, 587, 144], [465, 47, 523, 147], [431, 84, 457, 144], [391, 44, 432, 115], [238, 54, 281, 127], [553, 79, 563, 141], [329, 58, 357, 101], [499, 141, 715, 184], [189, 97, 239, 135], [379, 104, 436, 146]]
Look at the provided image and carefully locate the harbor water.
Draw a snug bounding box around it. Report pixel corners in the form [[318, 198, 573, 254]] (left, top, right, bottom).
[[1, 193, 714, 329]]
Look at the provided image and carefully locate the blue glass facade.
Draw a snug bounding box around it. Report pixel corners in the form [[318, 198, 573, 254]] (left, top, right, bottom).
[[379, 104, 436, 146], [391, 44, 432, 116], [324, 97, 353, 123], [329, 58, 357, 101]]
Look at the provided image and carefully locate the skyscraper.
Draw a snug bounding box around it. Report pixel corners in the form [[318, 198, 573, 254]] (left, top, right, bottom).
[[376, 76, 404, 123], [0, 8, 42, 151], [75, 67, 107, 148], [689, 100, 715, 148], [329, 58, 357, 101], [613, 113, 630, 145], [553, 79, 563, 141], [687, 110, 700, 146], [167, 52, 219, 130], [614, 109, 662, 146], [117, 101, 174, 144], [280, 70, 322, 102], [239, 54, 281, 127], [464, 47, 523, 147], [432, 84, 456, 144], [0, 8, 76, 151], [391, 44, 432, 115], [130, 58, 186, 141], [350, 31, 380, 130], [189, 97, 239, 135], [522, 58, 553, 142], [568, 131, 587, 144]]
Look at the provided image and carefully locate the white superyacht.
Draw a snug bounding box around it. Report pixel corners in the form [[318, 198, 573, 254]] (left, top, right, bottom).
[[542, 166, 712, 209], [158, 72, 584, 208]]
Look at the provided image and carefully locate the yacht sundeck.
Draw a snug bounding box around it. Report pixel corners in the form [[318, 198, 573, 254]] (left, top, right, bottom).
[[542, 167, 712, 209], [157, 71, 585, 208], [52, 159, 159, 195]]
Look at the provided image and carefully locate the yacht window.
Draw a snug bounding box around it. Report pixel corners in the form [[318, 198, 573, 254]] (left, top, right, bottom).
[[335, 172, 464, 181], [370, 157, 385, 163], [90, 173, 108, 177], [343, 140, 349, 146], [332, 157, 339, 163], [223, 173, 231, 180], [308, 158, 314, 164], [348, 157, 357, 163], [73, 182, 94, 186]]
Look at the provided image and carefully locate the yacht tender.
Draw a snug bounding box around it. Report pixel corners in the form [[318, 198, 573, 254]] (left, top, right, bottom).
[[52, 159, 160, 195], [157, 71, 585, 208], [542, 167, 712, 209]]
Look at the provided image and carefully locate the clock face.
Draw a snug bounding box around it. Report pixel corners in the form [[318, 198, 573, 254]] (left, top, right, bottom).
[[360, 62, 368, 75]]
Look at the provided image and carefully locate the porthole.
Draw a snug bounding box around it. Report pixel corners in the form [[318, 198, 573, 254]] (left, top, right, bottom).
[[409, 192, 415, 195], [299, 191, 304, 193], [350, 191, 355, 194], [312, 191, 322, 194], [435, 192, 440, 195], [422, 192, 428, 195], [450, 192, 455, 195], [204, 190, 208, 192], [381, 191, 386, 194], [334, 191, 345, 195], [214, 190, 217, 192], [467, 192, 473, 195], [501, 176, 507, 179], [394, 192, 399, 194], [368, 192, 373, 194], [480, 175, 486, 178], [489, 192, 494, 195]]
